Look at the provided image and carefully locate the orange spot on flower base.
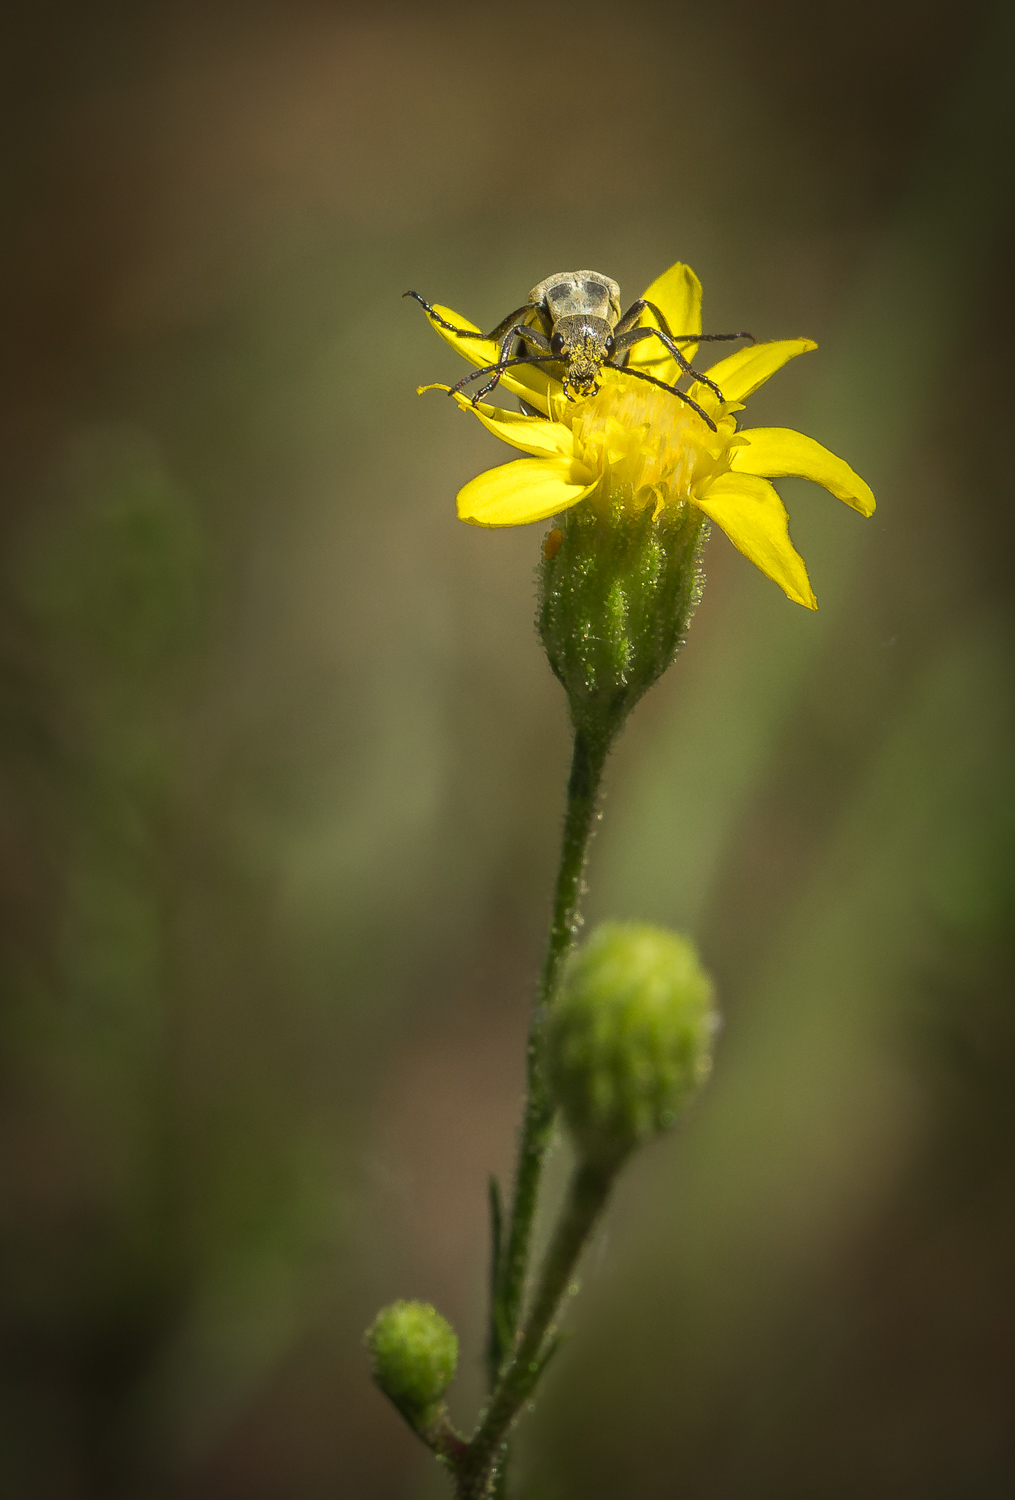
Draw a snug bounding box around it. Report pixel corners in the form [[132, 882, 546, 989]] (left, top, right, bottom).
[[543, 528, 563, 560]]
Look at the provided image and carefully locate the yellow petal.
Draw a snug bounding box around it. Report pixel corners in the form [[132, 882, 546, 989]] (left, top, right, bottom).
[[730, 428, 876, 516], [701, 339, 817, 404], [428, 302, 560, 413], [449, 391, 574, 459], [627, 262, 703, 379], [457, 458, 597, 528], [695, 472, 817, 609]]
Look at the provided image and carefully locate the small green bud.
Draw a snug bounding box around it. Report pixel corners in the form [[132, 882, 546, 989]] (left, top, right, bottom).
[[365, 1300, 458, 1426], [538, 499, 706, 748], [546, 923, 716, 1166]]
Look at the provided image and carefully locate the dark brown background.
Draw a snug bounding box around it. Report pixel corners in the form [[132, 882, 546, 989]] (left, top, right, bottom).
[[1, 1, 1013, 1496]]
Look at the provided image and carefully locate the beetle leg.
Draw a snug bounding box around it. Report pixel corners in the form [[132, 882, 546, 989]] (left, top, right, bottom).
[[611, 324, 726, 405], [454, 325, 552, 402], [611, 325, 656, 354], [618, 298, 755, 348], [636, 298, 757, 398], [615, 298, 755, 397], [613, 299, 654, 339], [485, 304, 543, 344], [499, 324, 551, 360], [629, 326, 729, 402]]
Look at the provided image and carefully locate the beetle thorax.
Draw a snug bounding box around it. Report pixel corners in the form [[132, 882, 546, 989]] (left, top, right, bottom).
[[529, 269, 621, 326]]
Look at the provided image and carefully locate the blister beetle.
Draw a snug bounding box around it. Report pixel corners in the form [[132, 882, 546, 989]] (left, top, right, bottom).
[[404, 269, 754, 432]]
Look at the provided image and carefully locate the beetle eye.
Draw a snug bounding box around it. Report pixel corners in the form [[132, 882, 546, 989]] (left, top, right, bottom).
[[550, 332, 565, 356], [604, 335, 615, 355]]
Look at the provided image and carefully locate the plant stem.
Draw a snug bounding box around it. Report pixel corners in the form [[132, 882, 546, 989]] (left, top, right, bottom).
[[488, 726, 609, 1385], [462, 1159, 616, 1499], [418, 1408, 471, 1470]]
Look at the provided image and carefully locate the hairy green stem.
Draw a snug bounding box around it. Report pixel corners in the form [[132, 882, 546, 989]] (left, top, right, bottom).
[[463, 1160, 616, 1499], [417, 1408, 470, 1470], [488, 727, 609, 1387]]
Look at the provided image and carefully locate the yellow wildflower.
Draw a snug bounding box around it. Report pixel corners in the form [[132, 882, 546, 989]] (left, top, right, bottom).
[[419, 261, 875, 609]]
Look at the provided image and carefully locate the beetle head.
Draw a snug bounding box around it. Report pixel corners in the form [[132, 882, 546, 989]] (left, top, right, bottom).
[[552, 316, 615, 399]]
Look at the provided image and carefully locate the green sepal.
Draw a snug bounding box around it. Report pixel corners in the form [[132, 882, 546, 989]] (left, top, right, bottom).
[[538, 498, 707, 749]]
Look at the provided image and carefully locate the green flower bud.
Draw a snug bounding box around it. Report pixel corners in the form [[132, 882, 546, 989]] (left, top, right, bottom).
[[538, 498, 706, 748], [365, 1300, 458, 1426], [546, 923, 716, 1166]]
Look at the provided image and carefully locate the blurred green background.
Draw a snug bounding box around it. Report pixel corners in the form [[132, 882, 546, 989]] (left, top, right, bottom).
[[1, 1, 1013, 1496]]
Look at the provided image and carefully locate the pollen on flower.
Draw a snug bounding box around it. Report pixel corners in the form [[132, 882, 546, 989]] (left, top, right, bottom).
[[570, 378, 730, 513]]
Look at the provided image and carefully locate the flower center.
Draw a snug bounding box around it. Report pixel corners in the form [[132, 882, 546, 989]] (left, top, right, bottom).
[[566, 374, 731, 512]]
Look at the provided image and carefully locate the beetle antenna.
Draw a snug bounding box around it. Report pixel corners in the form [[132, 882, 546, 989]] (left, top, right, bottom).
[[691, 332, 756, 345], [449, 355, 558, 404], [403, 290, 489, 341], [617, 365, 719, 432]]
